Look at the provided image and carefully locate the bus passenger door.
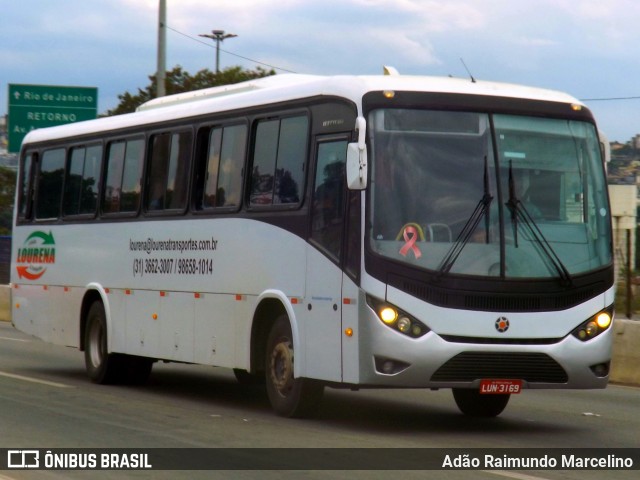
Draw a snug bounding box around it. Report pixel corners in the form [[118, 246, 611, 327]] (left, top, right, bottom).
[[305, 137, 349, 382]]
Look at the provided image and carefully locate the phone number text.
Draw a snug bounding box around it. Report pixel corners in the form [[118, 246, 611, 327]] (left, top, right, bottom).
[[132, 258, 214, 277]]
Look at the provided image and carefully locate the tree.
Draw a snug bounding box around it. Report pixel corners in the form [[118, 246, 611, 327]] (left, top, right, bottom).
[[0, 167, 16, 234], [106, 65, 276, 116]]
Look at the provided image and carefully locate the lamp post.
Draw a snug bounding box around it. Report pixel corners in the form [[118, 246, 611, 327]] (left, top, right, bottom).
[[156, 0, 167, 97], [199, 29, 238, 74]]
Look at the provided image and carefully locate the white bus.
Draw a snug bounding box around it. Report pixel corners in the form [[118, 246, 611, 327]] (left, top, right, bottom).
[[11, 72, 614, 418]]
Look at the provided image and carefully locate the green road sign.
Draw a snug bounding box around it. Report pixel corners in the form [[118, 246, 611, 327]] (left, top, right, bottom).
[[7, 84, 98, 153]]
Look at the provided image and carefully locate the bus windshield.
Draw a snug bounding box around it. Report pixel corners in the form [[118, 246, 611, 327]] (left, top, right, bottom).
[[368, 109, 612, 279]]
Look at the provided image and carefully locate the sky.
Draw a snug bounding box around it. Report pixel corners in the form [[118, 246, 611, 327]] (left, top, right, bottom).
[[2, 0, 640, 142]]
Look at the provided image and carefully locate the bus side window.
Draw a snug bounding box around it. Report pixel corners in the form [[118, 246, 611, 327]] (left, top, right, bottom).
[[250, 115, 307, 207], [146, 131, 192, 212], [120, 139, 144, 212], [63, 144, 102, 217], [275, 116, 307, 204], [250, 120, 278, 206], [201, 124, 246, 210], [35, 148, 65, 220], [216, 124, 246, 208], [82, 145, 103, 214], [103, 141, 126, 214], [18, 151, 37, 221], [103, 138, 144, 215]]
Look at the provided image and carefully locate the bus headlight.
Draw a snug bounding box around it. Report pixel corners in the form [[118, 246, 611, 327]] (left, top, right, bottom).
[[596, 312, 612, 329], [380, 307, 398, 324], [367, 296, 430, 339], [571, 306, 613, 342]]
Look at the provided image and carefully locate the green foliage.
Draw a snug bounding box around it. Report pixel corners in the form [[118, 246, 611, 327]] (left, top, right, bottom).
[[0, 167, 16, 234], [106, 65, 276, 116]]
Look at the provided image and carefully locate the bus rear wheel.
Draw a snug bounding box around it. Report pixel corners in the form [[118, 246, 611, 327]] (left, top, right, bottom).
[[85, 300, 119, 384], [452, 388, 510, 417], [84, 300, 153, 385], [265, 315, 324, 417]]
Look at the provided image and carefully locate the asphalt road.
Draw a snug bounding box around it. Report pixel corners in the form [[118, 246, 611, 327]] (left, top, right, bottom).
[[0, 321, 638, 480]]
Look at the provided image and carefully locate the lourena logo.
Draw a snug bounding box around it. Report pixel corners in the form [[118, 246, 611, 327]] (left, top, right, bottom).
[[15, 231, 56, 281]]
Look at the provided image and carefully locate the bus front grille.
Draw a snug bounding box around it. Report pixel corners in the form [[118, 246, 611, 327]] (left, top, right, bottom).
[[430, 352, 568, 383]]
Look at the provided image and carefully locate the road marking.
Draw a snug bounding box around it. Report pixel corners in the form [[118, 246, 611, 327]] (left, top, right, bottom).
[[0, 336, 30, 342], [0, 371, 72, 388], [485, 470, 551, 480]]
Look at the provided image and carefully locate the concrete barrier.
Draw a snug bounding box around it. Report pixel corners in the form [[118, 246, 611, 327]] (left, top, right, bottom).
[[0, 284, 637, 386], [610, 318, 640, 386], [0, 285, 10, 322]]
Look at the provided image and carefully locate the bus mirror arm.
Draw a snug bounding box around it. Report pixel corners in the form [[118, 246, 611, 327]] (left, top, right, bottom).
[[346, 117, 368, 190]]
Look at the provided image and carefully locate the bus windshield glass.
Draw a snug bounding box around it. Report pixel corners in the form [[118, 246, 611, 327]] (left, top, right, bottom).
[[368, 108, 612, 279]]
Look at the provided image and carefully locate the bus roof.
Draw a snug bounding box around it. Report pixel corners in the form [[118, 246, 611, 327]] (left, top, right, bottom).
[[20, 73, 584, 146]]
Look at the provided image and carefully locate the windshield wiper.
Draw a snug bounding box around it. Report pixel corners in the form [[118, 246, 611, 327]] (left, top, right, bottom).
[[438, 156, 493, 276], [505, 161, 573, 286]]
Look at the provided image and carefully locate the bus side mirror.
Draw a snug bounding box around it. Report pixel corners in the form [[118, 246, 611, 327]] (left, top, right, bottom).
[[346, 117, 367, 190]]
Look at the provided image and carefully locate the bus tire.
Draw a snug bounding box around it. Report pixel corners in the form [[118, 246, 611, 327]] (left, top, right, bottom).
[[265, 315, 324, 417], [84, 300, 122, 384], [452, 388, 510, 417]]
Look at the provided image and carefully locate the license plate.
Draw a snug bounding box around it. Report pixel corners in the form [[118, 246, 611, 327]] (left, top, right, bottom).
[[479, 379, 522, 394]]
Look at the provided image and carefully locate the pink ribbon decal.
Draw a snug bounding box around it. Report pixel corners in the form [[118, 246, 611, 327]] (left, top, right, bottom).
[[399, 226, 422, 259]]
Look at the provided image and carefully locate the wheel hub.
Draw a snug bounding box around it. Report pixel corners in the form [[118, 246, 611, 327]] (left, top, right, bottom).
[[270, 340, 294, 396]]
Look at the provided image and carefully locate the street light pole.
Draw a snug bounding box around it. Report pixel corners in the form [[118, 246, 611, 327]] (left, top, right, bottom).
[[199, 30, 238, 74], [156, 0, 167, 97]]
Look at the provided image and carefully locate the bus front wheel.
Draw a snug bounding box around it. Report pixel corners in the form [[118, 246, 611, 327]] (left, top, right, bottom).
[[452, 388, 510, 417], [265, 315, 324, 417]]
